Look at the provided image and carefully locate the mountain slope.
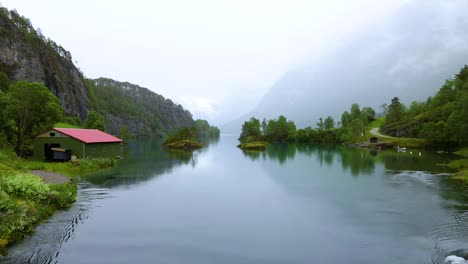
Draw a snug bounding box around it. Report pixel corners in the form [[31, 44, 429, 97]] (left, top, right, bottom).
[[88, 78, 194, 135], [0, 7, 90, 119], [224, 0, 468, 131]]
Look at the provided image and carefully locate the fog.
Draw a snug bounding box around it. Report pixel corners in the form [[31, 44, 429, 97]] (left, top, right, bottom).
[[1, 0, 467, 129], [223, 0, 468, 131]]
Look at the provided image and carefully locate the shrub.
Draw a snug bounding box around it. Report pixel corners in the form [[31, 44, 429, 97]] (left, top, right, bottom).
[[0, 173, 50, 203], [0, 190, 12, 212]]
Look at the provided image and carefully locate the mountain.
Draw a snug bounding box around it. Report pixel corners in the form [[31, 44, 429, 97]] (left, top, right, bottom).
[[223, 0, 468, 132], [0, 7, 89, 119], [88, 78, 194, 135], [0, 7, 194, 135]]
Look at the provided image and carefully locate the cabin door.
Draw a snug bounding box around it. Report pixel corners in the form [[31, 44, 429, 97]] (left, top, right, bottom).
[[44, 143, 60, 161]]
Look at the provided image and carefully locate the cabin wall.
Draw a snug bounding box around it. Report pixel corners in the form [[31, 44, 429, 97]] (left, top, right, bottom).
[[84, 143, 122, 159], [34, 137, 84, 160]]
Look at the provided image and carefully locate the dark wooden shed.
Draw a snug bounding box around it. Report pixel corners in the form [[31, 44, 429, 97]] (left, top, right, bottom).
[[370, 137, 378, 143]]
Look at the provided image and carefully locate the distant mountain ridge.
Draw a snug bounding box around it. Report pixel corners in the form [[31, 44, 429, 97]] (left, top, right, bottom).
[[223, 0, 468, 132]]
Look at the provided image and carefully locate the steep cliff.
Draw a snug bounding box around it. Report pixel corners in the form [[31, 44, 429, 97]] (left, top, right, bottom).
[[0, 8, 90, 119], [89, 78, 194, 135]]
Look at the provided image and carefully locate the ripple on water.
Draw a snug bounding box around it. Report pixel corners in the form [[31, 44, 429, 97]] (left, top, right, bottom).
[[431, 212, 468, 264], [387, 170, 452, 187], [0, 182, 110, 264]]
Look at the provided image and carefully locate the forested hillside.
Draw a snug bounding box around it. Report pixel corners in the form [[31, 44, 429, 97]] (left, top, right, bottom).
[[87, 78, 194, 135], [381, 66, 468, 148], [0, 5, 196, 140], [0, 7, 90, 119]]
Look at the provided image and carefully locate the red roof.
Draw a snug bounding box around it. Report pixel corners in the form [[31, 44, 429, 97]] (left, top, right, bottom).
[[53, 128, 123, 144]]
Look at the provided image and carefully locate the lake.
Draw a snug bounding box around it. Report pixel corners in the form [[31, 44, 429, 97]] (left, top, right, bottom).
[[2, 135, 468, 264]]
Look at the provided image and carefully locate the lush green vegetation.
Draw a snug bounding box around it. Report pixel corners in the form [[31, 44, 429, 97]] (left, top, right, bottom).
[[380, 66, 468, 149], [237, 141, 268, 150], [162, 121, 220, 151], [163, 140, 203, 150], [239, 105, 374, 145], [0, 150, 75, 255], [0, 79, 63, 156], [87, 78, 195, 135], [0, 148, 118, 255]]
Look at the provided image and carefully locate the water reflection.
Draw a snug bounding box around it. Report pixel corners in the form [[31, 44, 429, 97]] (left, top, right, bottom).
[[82, 136, 217, 187], [241, 143, 458, 177]]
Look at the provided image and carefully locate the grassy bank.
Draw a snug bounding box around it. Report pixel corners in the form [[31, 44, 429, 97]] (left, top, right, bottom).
[[163, 139, 203, 151], [450, 148, 468, 180], [0, 149, 116, 255]]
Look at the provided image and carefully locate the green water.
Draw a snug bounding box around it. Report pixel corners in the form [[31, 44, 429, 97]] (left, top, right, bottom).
[[3, 135, 468, 264]]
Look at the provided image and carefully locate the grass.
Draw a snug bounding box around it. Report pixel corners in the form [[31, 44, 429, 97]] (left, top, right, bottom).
[[365, 117, 427, 149], [54, 122, 81, 128], [237, 141, 268, 150], [447, 155, 468, 181], [163, 139, 203, 151], [454, 148, 468, 158], [0, 149, 116, 255]]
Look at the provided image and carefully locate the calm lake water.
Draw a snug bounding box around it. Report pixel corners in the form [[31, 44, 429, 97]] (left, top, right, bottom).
[[2, 135, 468, 264]]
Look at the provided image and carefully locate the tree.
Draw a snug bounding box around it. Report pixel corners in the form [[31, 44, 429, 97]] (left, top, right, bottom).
[[85, 110, 105, 131], [6, 81, 62, 156], [385, 97, 405, 125], [261, 118, 267, 135], [0, 72, 10, 92], [119, 125, 133, 141], [240, 117, 261, 141], [324, 116, 335, 130], [350, 103, 361, 120], [316, 118, 325, 130], [341, 111, 351, 127], [360, 107, 375, 123]]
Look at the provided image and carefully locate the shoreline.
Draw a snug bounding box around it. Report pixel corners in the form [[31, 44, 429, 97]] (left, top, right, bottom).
[[0, 153, 117, 256]]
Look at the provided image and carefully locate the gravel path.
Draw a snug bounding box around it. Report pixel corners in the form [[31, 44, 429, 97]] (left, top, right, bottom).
[[370, 128, 394, 138], [29, 170, 72, 184]]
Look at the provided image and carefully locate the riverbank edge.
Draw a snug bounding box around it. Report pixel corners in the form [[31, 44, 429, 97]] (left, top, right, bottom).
[[0, 150, 117, 256]]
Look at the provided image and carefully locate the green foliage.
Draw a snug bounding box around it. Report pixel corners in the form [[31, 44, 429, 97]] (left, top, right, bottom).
[[419, 121, 454, 148], [337, 104, 375, 143], [163, 139, 203, 150], [5, 81, 63, 156], [59, 116, 82, 128], [237, 141, 268, 150], [88, 78, 194, 134], [379, 65, 468, 149], [324, 116, 335, 130], [119, 125, 133, 141], [0, 173, 51, 202], [240, 117, 261, 141], [85, 110, 105, 131], [0, 72, 10, 92], [385, 97, 405, 125], [193, 119, 220, 138], [264, 116, 296, 142]]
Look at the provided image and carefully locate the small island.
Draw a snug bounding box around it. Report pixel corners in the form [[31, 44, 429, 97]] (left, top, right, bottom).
[[237, 141, 268, 150], [162, 120, 220, 151], [163, 139, 203, 150]]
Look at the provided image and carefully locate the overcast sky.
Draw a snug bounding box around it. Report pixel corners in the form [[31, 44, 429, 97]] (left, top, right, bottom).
[[1, 0, 409, 125]]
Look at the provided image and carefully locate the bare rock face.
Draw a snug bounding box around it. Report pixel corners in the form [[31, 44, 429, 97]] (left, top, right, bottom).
[[0, 8, 90, 119]]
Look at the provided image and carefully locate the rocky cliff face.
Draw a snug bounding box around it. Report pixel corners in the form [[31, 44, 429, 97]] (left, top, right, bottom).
[[0, 8, 89, 119], [90, 78, 194, 135]]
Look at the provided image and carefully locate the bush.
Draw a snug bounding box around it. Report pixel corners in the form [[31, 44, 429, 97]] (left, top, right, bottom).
[[0, 190, 12, 212], [0, 173, 51, 203], [48, 184, 77, 208]]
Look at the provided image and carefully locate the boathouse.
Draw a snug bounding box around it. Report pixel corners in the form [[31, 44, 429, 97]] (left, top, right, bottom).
[[34, 128, 123, 161]]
